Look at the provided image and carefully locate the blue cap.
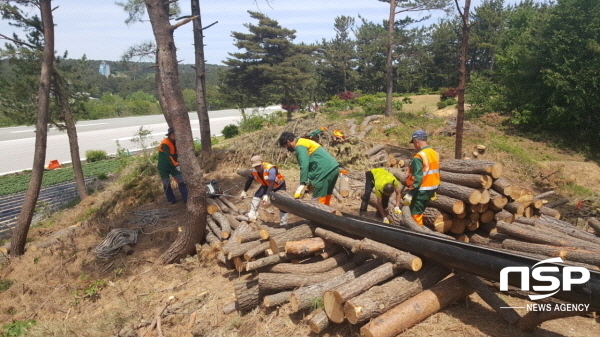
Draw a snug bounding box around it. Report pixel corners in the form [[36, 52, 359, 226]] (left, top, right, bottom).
[[409, 130, 427, 143]]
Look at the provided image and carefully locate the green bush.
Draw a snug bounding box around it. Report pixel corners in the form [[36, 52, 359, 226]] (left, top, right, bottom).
[[85, 150, 108, 162], [375, 92, 386, 98], [393, 100, 403, 111], [222, 124, 239, 139], [437, 101, 448, 109], [355, 94, 377, 107], [445, 98, 457, 106], [1, 320, 36, 337], [362, 101, 386, 116]]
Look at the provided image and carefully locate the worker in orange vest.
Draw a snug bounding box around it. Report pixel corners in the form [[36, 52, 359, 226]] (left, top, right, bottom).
[[157, 128, 188, 204], [403, 130, 440, 226], [240, 155, 288, 226]]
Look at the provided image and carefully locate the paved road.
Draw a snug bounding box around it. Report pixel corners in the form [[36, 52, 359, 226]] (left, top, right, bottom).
[[0, 106, 280, 176]]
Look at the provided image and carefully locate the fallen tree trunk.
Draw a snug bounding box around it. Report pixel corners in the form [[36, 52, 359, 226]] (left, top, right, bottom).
[[352, 238, 422, 271], [245, 252, 292, 272], [206, 217, 221, 238], [268, 224, 315, 254], [359, 275, 473, 337], [344, 263, 451, 324], [258, 262, 358, 293], [234, 279, 261, 312], [540, 206, 561, 219], [212, 212, 232, 239], [262, 291, 292, 308], [497, 221, 599, 250], [427, 194, 465, 215], [492, 177, 514, 197], [224, 239, 263, 260], [440, 159, 503, 179], [206, 198, 221, 215], [212, 197, 231, 214], [307, 309, 329, 334], [218, 196, 239, 213], [323, 262, 400, 323], [588, 217, 600, 236], [423, 207, 452, 233]]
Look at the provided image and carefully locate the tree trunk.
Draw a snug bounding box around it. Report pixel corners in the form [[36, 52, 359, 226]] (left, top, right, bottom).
[[438, 181, 482, 204], [264, 252, 349, 274], [262, 291, 292, 308], [191, 0, 211, 152], [244, 252, 288, 272], [268, 224, 315, 254], [314, 227, 360, 250], [219, 196, 239, 213], [237, 230, 262, 244], [497, 221, 599, 250], [307, 309, 329, 334], [206, 217, 221, 238], [540, 206, 561, 219], [588, 217, 600, 236], [423, 207, 452, 233], [206, 198, 220, 214], [360, 275, 473, 337], [11, 0, 54, 256], [233, 279, 261, 312], [441, 159, 502, 179], [288, 257, 378, 312], [353, 238, 422, 271], [53, 75, 87, 200], [212, 197, 231, 213], [284, 237, 326, 255], [224, 239, 263, 260], [146, 0, 207, 264], [323, 262, 400, 323], [384, 0, 396, 116], [454, 0, 471, 160], [344, 263, 451, 324], [212, 212, 231, 239], [492, 177, 514, 196]]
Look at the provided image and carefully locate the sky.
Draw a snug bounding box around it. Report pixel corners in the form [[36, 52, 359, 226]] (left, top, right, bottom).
[[0, 0, 524, 66]]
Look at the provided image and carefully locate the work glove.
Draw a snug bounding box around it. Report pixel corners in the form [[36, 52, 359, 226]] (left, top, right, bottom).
[[383, 217, 390, 224], [175, 166, 181, 172], [402, 194, 413, 206], [262, 195, 270, 204], [430, 192, 437, 201], [394, 206, 402, 214], [294, 184, 306, 199], [240, 191, 247, 199]]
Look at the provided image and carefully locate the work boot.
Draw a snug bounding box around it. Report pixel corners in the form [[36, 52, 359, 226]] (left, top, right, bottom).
[[248, 197, 261, 221], [279, 211, 289, 227]]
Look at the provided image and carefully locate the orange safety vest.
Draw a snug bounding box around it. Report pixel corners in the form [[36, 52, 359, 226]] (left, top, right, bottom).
[[252, 162, 285, 188], [158, 138, 179, 167], [405, 147, 440, 191]]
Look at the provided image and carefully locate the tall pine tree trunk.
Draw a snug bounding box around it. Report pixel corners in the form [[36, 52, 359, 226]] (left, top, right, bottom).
[[54, 75, 87, 200], [385, 0, 397, 117], [455, 0, 471, 159], [10, 0, 54, 256], [145, 0, 207, 264], [191, 0, 212, 152]]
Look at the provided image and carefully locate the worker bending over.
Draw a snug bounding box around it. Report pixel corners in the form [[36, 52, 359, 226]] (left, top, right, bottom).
[[360, 168, 403, 224], [240, 155, 288, 226]]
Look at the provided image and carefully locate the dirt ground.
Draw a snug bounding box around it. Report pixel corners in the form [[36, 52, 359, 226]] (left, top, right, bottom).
[[1, 99, 600, 336]]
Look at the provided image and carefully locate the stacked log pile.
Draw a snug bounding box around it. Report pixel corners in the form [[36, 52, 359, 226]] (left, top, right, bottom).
[[209, 159, 599, 336]]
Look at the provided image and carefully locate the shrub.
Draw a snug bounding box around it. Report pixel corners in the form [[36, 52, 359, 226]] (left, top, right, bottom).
[[362, 101, 386, 115], [437, 101, 448, 109], [418, 88, 432, 95], [441, 87, 458, 100], [85, 150, 108, 162], [337, 91, 358, 101], [355, 94, 377, 107], [222, 124, 239, 139], [1, 320, 36, 337], [445, 98, 457, 106], [375, 92, 386, 98], [393, 100, 403, 111], [402, 96, 413, 104]]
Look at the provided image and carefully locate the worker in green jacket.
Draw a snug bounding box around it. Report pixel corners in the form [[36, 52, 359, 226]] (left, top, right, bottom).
[[157, 127, 188, 204], [278, 131, 339, 205]]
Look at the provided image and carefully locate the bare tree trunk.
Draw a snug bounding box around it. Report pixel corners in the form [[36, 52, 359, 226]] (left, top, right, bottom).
[[454, 0, 471, 159], [145, 0, 207, 264], [155, 57, 171, 127], [10, 0, 54, 256], [191, 0, 211, 153], [54, 75, 87, 200], [384, 0, 396, 117]]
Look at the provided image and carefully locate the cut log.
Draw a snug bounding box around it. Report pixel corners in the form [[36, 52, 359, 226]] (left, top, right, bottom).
[[225, 214, 241, 230], [479, 220, 497, 234], [237, 230, 262, 244], [360, 275, 473, 337], [531, 199, 545, 209], [423, 207, 452, 233], [212, 212, 232, 239], [264, 252, 349, 274], [205, 230, 221, 247], [314, 227, 360, 250], [588, 217, 600, 236], [489, 189, 509, 209], [307, 309, 329, 334], [332, 188, 344, 202], [439, 170, 493, 189], [258, 224, 287, 240], [545, 198, 569, 209], [540, 206, 561, 219], [323, 262, 400, 323], [496, 221, 599, 250], [206, 216, 221, 238], [479, 210, 495, 224], [218, 196, 239, 213], [344, 263, 451, 324], [505, 201, 525, 216], [365, 144, 386, 157], [492, 177, 514, 197], [262, 291, 292, 308], [466, 220, 480, 232], [360, 115, 382, 129], [352, 238, 422, 271], [258, 262, 358, 293], [206, 198, 221, 215], [358, 125, 374, 140], [450, 233, 470, 242], [479, 188, 491, 204], [502, 239, 564, 258], [440, 159, 503, 178], [438, 181, 482, 204], [426, 194, 465, 215], [212, 197, 231, 213], [320, 244, 341, 259], [450, 218, 468, 234], [466, 233, 491, 246], [245, 252, 292, 272], [222, 221, 257, 253], [288, 258, 381, 312], [285, 237, 326, 255], [537, 216, 600, 245], [495, 209, 515, 224], [224, 239, 263, 260], [470, 202, 489, 213], [234, 279, 261, 312], [339, 175, 351, 197], [267, 224, 315, 255]]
